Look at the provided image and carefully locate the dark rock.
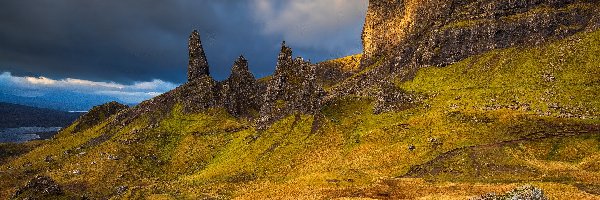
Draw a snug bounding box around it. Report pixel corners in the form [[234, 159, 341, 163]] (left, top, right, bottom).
[[408, 144, 416, 151], [329, 0, 600, 100], [473, 185, 548, 200], [12, 175, 63, 199], [116, 185, 128, 195], [44, 155, 53, 163], [257, 42, 325, 129], [72, 101, 128, 133], [362, 0, 599, 67], [187, 30, 210, 81], [221, 55, 260, 118], [374, 81, 423, 114]]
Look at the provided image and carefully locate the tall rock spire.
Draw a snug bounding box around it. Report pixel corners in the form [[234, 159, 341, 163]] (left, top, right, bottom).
[[223, 55, 258, 118], [257, 42, 324, 129], [187, 30, 210, 82]]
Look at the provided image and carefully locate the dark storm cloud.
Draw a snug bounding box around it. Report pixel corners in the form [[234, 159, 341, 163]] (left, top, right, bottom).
[[0, 0, 368, 84]]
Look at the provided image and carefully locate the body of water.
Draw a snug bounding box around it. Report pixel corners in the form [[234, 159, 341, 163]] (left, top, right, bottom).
[[0, 127, 62, 143]]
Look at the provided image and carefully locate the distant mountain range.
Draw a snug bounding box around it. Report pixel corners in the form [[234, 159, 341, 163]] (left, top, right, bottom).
[[0, 92, 127, 111], [0, 102, 83, 128]]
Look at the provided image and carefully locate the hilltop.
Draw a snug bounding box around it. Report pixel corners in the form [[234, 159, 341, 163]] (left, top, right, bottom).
[[1, 0, 600, 199]]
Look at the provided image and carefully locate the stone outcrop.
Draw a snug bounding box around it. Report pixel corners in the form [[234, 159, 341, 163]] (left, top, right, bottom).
[[314, 54, 361, 89], [258, 42, 324, 129], [72, 101, 128, 133], [221, 55, 259, 118], [187, 30, 210, 81], [473, 185, 548, 200], [62, 0, 600, 135], [112, 35, 328, 130], [12, 175, 64, 199]]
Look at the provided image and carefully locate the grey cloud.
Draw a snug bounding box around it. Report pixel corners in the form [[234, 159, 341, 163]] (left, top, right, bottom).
[[0, 0, 367, 85]]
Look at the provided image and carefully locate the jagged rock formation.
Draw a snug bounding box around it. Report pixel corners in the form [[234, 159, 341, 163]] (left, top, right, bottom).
[[257, 42, 324, 129], [187, 30, 210, 81], [87, 0, 600, 130], [221, 55, 259, 118], [112, 37, 326, 130], [72, 101, 128, 133], [93, 0, 600, 130], [4, 2, 600, 199]]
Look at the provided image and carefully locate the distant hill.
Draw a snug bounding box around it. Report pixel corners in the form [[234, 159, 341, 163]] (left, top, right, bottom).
[[0, 102, 82, 128], [0, 91, 120, 112]]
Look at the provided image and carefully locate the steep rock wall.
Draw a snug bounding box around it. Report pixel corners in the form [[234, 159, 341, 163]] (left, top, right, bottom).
[[362, 0, 600, 68], [327, 0, 600, 102]]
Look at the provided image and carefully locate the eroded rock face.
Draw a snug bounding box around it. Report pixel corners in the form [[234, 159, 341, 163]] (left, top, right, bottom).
[[188, 30, 210, 81], [221, 56, 259, 118], [362, 0, 600, 68], [328, 0, 600, 104], [258, 42, 324, 129]]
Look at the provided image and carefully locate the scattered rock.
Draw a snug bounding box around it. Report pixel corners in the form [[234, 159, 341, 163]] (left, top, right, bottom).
[[44, 155, 53, 163], [116, 185, 128, 195], [12, 175, 63, 199], [408, 145, 416, 151], [108, 155, 119, 160], [473, 185, 548, 200]]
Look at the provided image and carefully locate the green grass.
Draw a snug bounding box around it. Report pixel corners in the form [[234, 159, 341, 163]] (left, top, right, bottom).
[[2, 29, 600, 200]]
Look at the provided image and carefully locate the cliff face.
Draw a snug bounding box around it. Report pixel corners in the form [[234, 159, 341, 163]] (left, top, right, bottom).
[[258, 43, 324, 129], [362, 0, 600, 68], [324, 0, 600, 104]]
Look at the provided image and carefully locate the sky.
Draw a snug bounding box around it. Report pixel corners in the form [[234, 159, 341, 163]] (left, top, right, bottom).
[[0, 0, 368, 108]]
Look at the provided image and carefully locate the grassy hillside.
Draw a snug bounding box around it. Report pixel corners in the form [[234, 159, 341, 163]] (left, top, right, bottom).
[[1, 31, 599, 199]]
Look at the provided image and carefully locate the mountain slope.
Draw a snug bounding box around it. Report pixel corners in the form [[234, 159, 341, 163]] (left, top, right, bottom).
[[2, 29, 599, 199], [1, 0, 600, 199]]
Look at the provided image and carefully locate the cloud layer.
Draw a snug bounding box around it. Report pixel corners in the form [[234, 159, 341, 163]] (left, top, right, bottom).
[[0, 1, 368, 84], [0, 72, 176, 104]]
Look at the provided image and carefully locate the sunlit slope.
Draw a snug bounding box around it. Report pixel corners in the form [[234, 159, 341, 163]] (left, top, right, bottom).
[[2, 30, 600, 199]]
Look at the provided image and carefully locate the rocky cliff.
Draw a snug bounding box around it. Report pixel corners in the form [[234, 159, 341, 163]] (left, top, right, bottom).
[[328, 0, 600, 101], [362, 0, 600, 67]]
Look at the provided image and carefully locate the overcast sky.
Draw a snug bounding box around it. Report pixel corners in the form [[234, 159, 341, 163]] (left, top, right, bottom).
[[0, 0, 368, 105]]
